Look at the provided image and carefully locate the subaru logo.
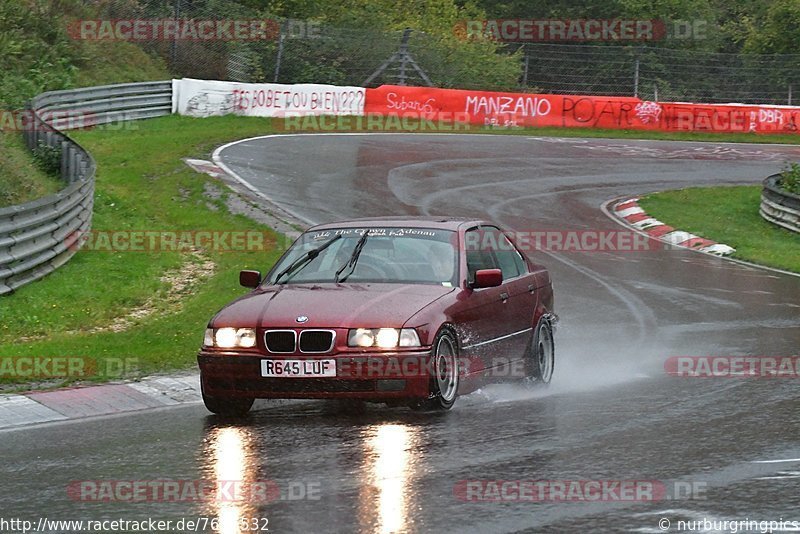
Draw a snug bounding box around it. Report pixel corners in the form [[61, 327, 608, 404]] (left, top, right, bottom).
[[296, 315, 309, 323]]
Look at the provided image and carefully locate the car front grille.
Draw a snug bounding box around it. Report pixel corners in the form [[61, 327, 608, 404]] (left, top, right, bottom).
[[263, 329, 335, 353], [264, 330, 296, 353], [299, 330, 335, 353]]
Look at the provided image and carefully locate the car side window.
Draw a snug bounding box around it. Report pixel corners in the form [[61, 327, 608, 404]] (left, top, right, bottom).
[[512, 245, 528, 274], [501, 231, 529, 276], [465, 228, 498, 284], [484, 227, 523, 280]]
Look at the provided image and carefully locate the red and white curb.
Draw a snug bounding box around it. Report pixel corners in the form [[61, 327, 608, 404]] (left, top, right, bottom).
[[0, 372, 202, 431], [613, 198, 736, 256], [184, 158, 225, 178]]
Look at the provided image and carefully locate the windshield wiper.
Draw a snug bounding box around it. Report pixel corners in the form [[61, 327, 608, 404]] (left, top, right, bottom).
[[335, 231, 370, 283], [274, 234, 342, 284]]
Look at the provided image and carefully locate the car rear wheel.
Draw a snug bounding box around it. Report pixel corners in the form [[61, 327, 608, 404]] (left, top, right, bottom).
[[526, 318, 555, 385], [410, 328, 459, 411], [202, 393, 254, 416]]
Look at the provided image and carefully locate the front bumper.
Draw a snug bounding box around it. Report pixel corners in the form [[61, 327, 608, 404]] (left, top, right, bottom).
[[198, 349, 434, 400]]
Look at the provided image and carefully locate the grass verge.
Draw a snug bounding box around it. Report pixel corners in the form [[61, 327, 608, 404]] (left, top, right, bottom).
[[0, 132, 63, 207], [638, 186, 800, 273], [0, 115, 290, 389]]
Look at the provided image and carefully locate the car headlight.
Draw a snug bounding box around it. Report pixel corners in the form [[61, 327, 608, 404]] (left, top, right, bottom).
[[348, 328, 420, 348], [236, 328, 257, 348], [205, 327, 257, 349]]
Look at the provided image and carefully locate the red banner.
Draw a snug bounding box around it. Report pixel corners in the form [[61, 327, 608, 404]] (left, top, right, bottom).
[[364, 85, 800, 134]]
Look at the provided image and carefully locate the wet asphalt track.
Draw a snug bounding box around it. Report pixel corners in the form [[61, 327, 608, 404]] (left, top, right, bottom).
[[3, 135, 800, 533]]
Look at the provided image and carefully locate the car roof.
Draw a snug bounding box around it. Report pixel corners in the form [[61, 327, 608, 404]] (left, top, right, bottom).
[[308, 216, 486, 232]]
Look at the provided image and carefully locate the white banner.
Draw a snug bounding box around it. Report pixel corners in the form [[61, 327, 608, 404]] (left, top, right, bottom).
[[172, 78, 365, 118]]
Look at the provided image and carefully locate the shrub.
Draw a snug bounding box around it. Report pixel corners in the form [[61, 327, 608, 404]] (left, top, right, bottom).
[[31, 142, 62, 177], [780, 162, 800, 195]]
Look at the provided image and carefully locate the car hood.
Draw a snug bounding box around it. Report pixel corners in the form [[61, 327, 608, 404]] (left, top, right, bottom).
[[213, 283, 455, 328]]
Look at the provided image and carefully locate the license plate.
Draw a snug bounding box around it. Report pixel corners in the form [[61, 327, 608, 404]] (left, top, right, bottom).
[[261, 359, 337, 378]]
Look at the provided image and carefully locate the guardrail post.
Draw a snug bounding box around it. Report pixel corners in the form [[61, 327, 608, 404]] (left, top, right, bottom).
[[32, 121, 40, 151], [23, 106, 34, 150], [24, 122, 32, 150], [70, 147, 80, 183], [60, 140, 69, 177], [64, 144, 73, 182], [79, 157, 88, 180]]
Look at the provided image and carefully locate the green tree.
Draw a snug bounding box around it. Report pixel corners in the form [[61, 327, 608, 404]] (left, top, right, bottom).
[[0, 0, 81, 108], [742, 0, 800, 54]]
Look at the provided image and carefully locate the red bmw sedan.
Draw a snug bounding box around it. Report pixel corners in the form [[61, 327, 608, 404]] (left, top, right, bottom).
[[198, 217, 556, 415]]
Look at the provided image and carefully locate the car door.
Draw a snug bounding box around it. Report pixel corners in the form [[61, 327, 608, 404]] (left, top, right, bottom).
[[484, 226, 539, 369], [450, 226, 519, 376]]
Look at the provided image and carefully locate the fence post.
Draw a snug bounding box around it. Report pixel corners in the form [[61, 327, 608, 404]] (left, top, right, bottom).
[[654, 83, 658, 102], [362, 28, 432, 87], [170, 0, 181, 68], [789, 84, 793, 106], [522, 44, 530, 87], [397, 28, 412, 86], [634, 58, 640, 98], [274, 20, 287, 83]]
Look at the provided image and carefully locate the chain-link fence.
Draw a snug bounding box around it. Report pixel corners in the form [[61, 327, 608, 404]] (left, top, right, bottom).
[[517, 43, 799, 104], [96, 0, 800, 105]]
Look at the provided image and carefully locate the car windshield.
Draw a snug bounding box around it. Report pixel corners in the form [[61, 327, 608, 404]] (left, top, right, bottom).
[[267, 227, 458, 286]]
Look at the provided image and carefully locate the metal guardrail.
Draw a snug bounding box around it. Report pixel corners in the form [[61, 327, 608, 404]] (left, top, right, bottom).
[[0, 81, 172, 295], [760, 174, 800, 234]]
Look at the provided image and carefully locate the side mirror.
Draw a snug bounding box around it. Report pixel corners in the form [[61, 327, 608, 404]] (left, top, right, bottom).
[[239, 270, 262, 288], [472, 268, 502, 288]]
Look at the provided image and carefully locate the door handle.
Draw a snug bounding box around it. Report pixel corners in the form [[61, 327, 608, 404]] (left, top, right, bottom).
[[528, 284, 536, 294], [500, 292, 509, 301]]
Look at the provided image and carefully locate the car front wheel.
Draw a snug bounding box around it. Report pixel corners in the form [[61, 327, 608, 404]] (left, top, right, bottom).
[[202, 393, 254, 416], [526, 318, 555, 385], [410, 328, 460, 411]]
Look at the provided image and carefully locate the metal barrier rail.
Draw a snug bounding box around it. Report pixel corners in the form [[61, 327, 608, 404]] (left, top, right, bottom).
[[0, 81, 172, 295], [760, 174, 800, 234]]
